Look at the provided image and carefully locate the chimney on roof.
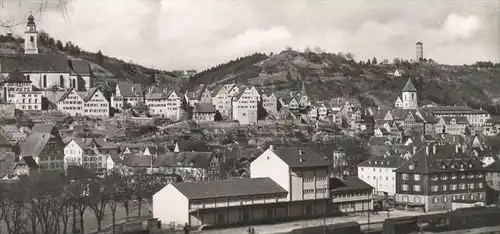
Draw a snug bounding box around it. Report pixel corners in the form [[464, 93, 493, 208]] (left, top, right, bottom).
[[413, 145, 417, 154], [269, 145, 274, 151], [433, 144, 436, 154]]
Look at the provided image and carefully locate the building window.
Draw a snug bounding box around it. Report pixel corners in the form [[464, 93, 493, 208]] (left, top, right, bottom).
[[413, 185, 421, 192], [414, 197, 422, 203], [30, 36, 34, 42], [431, 185, 439, 192], [402, 184, 409, 191], [413, 174, 421, 181], [433, 197, 439, 203], [442, 185, 447, 191], [442, 196, 448, 203], [431, 175, 439, 181], [60, 75, 64, 87], [402, 174, 409, 180], [459, 184, 466, 190], [478, 182, 483, 188]]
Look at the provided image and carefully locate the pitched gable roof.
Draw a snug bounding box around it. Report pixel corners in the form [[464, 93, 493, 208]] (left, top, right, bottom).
[[193, 103, 215, 113], [0, 53, 69, 73], [395, 144, 484, 174], [153, 152, 213, 168], [116, 83, 143, 97], [330, 176, 373, 192], [20, 133, 53, 157], [69, 60, 92, 76], [2, 70, 31, 83], [272, 147, 330, 168], [82, 87, 101, 102], [172, 177, 287, 200], [402, 78, 417, 92]]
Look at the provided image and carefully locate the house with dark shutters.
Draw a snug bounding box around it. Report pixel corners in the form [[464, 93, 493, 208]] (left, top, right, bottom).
[[394, 143, 486, 212]]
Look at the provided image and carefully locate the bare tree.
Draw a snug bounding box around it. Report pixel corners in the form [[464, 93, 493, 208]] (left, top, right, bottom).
[[67, 178, 90, 234], [107, 171, 122, 234], [0, 183, 28, 234], [87, 176, 110, 232], [133, 173, 148, 217], [115, 167, 135, 221]]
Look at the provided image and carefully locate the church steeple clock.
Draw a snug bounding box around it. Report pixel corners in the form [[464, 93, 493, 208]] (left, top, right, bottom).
[[24, 12, 39, 55]]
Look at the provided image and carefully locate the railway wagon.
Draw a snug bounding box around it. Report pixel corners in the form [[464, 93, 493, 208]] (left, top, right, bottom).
[[382, 207, 500, 234], [289, 221, 361, 234]]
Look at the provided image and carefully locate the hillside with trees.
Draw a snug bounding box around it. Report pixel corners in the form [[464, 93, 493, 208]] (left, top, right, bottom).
[[188, 47, 500, 114], [0, 32, 185, 91]]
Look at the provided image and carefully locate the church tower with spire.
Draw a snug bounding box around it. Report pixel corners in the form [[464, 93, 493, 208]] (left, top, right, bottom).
[[24, 12, 39, 55], [402, 78, 418, 110]]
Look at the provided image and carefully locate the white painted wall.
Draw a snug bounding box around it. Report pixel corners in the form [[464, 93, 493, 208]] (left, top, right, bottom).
[[358, 166, 397, 195], [250, 149, 291, 200], [153, 184, 189, 226], [64, 140, 83, 168]]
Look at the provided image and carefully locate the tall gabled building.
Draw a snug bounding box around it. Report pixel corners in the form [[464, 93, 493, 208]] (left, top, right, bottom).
[[394, 143, 486, 212]]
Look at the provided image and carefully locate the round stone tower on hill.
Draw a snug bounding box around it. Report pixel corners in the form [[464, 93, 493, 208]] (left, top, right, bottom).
[[416, 42, 423, 62]]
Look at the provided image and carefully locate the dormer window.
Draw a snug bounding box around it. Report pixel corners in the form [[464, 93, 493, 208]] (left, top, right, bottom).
[[408, 164, 415, 170]]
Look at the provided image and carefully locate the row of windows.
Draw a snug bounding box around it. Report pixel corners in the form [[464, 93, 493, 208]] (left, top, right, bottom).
[[402, 173, 483, 181], [62, 106, 82, 110], [304, 188, 327, 194], [19, 105, 40, 110], [20, 99, 39, 103], [361, 175, 395, 181], [190, 194, 287, 205], [401, 182, 484, 192]]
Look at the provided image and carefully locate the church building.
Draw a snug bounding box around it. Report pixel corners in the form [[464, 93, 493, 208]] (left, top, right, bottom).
[[394, 78, 418, 110], [0, 14, 93, 92]]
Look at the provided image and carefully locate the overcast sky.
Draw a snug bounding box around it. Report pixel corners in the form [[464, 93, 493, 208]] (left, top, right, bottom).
[[1, 0, 499, 70]]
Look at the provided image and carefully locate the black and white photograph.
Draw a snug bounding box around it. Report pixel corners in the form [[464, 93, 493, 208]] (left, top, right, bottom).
[[0, 0, 499, 233]]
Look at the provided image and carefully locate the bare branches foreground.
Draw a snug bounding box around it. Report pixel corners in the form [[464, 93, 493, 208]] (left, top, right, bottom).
[[0, 0, 70, 29], [0, 166, 169, 234]]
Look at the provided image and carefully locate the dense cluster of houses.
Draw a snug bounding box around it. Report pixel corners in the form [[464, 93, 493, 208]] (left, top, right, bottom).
[[3, 13, 500, 231]]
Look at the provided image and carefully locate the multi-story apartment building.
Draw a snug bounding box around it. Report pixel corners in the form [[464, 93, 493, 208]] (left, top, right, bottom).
[[357, 152, 408, 195], [261, 92, 278, 118], [57, 88, 85, 116], [192, 103, 215, 122], [64, 137, 108, 173], [185, 84, 212, 107], [251, 146, 330, 202], [420, 106, 490, 127], [485, 160, 500, 205], [394, 143, 486, 212], [111, 82, 144, 110], [57, 88, 110, 117], [213, 84, 241, 118], [483, 116, 500, 136], [232, 86, 260, 125], [83, 88, 109, 117], [435, 116, 469, 135], [0, 71, 33, 103], [20, 132, 65, 171], [145, 86, 182, 120], [14, 91, 42, 111]]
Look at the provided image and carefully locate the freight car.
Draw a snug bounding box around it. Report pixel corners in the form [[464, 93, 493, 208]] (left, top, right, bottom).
[[289, 221, 361, 234], [382, 207, 500, 234]]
